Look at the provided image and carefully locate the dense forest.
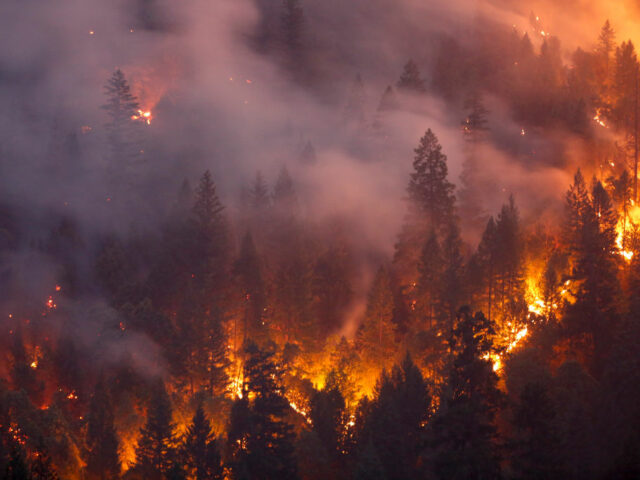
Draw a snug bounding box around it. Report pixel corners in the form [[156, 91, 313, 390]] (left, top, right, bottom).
[[3, 0, 640, 478]]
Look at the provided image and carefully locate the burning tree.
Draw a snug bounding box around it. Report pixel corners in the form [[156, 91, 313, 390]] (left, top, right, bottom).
[[227, 342, 298, 480], [102, 69, 145, 189]]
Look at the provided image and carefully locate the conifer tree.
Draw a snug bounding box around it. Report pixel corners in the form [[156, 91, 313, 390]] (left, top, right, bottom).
[[309, 384, 346, 460], [86, 377, 120, 480], [377, 86, 398, 113], [182, 404, 223, 480], [477, 217, 499, 322], [596, 20, 616, 99], [228, 342, 298, 480], [397, 60, 426, 93], [426, 307, 502, 479], [272, 166, 297, 218], [440, 222, 465, 325], [416, 231, 444, 328], [612, 41, 638, 133], [132, 381, 176, 479], [234, 232, 268, 344], [249, 171, 270, 212], [509, 382, 564, 479], [564, 172, 620, 367], [458, 92, 489, 231], [355, 267, 397, 371], [102, 70, 143, 184], [394, 129, 456, 287], [357, 354, 430, 480]]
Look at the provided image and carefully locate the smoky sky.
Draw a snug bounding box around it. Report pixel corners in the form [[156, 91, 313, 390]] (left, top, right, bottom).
[[2, 0, 634, 291]]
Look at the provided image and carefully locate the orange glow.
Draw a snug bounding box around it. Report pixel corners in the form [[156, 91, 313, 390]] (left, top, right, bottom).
[[131, 109, 152, 125]]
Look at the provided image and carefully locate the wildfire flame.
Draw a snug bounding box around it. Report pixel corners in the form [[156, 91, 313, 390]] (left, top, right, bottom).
[[593, 108, 607, 128], [131, 109, 152, 125]]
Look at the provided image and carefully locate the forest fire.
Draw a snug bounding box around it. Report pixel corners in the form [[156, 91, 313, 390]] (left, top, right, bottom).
[[5, 2, 640, 479]]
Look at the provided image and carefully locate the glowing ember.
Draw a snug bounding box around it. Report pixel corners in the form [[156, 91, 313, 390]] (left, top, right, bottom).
[[593, 108, 607, 128]]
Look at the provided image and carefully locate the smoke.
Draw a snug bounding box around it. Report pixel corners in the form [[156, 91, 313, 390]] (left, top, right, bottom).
[[0, 0, 633, 349]]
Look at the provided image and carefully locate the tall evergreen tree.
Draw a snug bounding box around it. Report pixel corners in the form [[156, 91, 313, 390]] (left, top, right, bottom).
[[102, 70, 144, 186], [355, 267, 397, 372], [416, 230, 444, 329], [234, 232, 268, 344], [397, 60, 426, 93], [228, 342, 298, 480], [595, 20, 616, 100], [509, 382, 564, 480], [564, 172, 620, 369], [132, 381, 176, 479], [86, 377, 120, 480], [182, 404, 223, 480], [426, 307, 503, 480], [272, 166, 297, 219], [394, 129, 456, 288], [357, 354, 430, 480], [249, 171, 270, 212], [458, 92, 489, 232], [309, 384, 347, 461]]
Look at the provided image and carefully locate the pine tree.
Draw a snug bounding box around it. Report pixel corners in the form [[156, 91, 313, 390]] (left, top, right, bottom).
[[612, 41, 638, 133], [397, 60, 426, 93], [494, 196, 526, 331], [132, 381, 176, 479], [416, 231, 444, 329], [192, 170, 225, 238], [357, 354, 430, 480], [312, 244, 353, 334], [509, 382, 564, 480], [181, 170, 231, 394], [426, 307, 503, 480], [182, 404, 223, 480], [377, 86, 398, 113], [309, 384, 346, 460], [596, 20, 616, 99], [102, 70, 144, 185], [272, 166, 297, 218], [564, 173, 620, 368], [394, 129, 456, 288], [234, 232, 268, 344], [440, 222, 465, 326], [228, 342, 299, 480], [249, 171, 270, 212], [86, 377, 120, 480], [458, 92, 489, 231], [355, 267, 397, 371], [372, 85, 398, 135], [607, 170, 632, 248]]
